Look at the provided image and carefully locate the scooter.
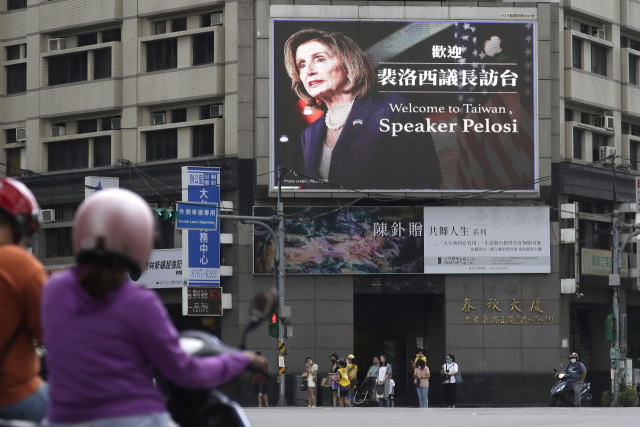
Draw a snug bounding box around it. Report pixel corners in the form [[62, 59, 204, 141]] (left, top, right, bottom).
[[550, 368, 592, 407], [0, 289, 278, 427]]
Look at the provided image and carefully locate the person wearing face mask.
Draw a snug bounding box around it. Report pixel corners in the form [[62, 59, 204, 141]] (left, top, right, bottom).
[[329, 354, 339, 407], [557, 353, 586, 407], [440, 354, 458, 408], [304, 357, 318, 408]]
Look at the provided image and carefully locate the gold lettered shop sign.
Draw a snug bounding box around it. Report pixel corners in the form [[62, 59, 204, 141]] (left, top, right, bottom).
[[581, 248, 628, 277], [460, 298, 554, 325]]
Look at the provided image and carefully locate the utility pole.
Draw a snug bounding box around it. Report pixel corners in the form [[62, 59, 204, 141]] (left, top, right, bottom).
[[218, 167, 287, 406], [611, 155, 621, 406], [276, 167, 287, 407]]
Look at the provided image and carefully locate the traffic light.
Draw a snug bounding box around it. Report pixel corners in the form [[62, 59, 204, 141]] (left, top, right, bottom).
[[152, 208, 178, 221], [268, 310, 279, 338], [606, 314, 617, 342]]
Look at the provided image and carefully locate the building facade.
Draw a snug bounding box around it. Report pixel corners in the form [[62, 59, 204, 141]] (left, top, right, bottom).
[[2, 0, 639, 407]]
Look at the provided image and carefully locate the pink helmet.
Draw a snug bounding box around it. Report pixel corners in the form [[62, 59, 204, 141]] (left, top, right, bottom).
[[73, 189, 154, 280]]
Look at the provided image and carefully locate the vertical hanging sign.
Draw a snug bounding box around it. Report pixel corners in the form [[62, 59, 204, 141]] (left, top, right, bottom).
[[636, 177, 640, 287], [180, 167, 221, 287]]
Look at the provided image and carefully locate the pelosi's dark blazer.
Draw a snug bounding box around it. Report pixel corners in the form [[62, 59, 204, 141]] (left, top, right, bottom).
[[300, 92, 442, 191]]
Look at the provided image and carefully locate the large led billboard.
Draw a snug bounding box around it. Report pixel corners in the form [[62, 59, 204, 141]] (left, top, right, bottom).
[[271, 19, 536, 192]]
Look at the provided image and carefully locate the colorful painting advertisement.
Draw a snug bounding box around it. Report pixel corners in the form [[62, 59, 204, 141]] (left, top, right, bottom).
[[253, 206, 424, 274], [271, 19, 536, 192], [254, 206, 550, 275]]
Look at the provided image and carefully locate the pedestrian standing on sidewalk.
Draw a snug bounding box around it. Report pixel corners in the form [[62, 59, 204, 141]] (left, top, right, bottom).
[[411, 348, 427, 407], [304, 357, 318, 408], [333, 359, 352, 407], [0, 178, 48, 423], [389, 377, 395, 407], [377, 355, 393, 407], [329, 353, 339, 407], [346, 355, 358, 407], [414, 359, 430, 408], [441, 353, 458, 408], [253, 352, 268, 407]]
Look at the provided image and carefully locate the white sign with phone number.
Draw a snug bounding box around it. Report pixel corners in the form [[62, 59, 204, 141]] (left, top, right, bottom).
[[134, 249, 182, 288]]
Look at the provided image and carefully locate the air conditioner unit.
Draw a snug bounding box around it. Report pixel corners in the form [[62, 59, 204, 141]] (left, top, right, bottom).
[[49, 38, 66, 52], [51, 126, 66, 137], [593, 28, 606, 40], [599, 146, 616, 162], [152, 113, 166, 125], [594, 115, 614, 130], [565, 18, 574, 30], [211, 13, 223, 26], [110, 118, 121, 130], [41, 209, 63, 223], [209, 105, 223, 118], [15, 128, 26, 142]]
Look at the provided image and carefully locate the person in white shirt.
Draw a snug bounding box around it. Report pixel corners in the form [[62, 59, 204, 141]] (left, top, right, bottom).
[[305, 357, 318, 408], [440, 353, 458, 408], [389, 378, 395, 407], [377, 355, 393, 407]]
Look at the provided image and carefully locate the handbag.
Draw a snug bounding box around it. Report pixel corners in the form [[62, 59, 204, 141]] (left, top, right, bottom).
[[376, 382, 385, 395], [455, 371, 462, 383]]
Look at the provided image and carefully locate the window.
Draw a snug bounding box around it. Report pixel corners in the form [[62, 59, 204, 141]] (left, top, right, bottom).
[[94, 136, 111, 167], [5, 148, 21, 177], [631, 39, 640, 51], [631, 140, 639, 171], [146, 39, 177, 72], [155, 21, 167, 35], [94, 48, 112, 79], [572, 38, 582, 69], [46, 228, 73, 258], [591, 44, 607, 76], [565, 108, 573, 122], [77, 33, 97, 47], [201, 14, 212, 27], [573, 128, 583, 159], [77, 119, 97, 134], [6, 63, 26, 94], [580, 112, 590, 125], [200, 105, 220, 120], [630, 54, 638, 85], [579, 23, 590, 35], [172, 18, 187, 32], [592, 133, 607, 162], [48, 52, 88, 86], [48, 139, 89, 171], [146, 129, 177, 161], [633, 125, 640, 137], [102, 116, 121, 131], [6, 45, 21, 61], [193, 33, 214, 65], [171, 108, 186, 123], [102, 28, 121, 43], [7, 0, 26, 11], [193, 124, 214, 156], [622, 122, 630, 134], [5, 129, 17, 144]]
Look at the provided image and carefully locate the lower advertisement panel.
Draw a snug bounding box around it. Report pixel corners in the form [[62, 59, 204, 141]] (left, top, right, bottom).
[[254, 206, 550, 274]]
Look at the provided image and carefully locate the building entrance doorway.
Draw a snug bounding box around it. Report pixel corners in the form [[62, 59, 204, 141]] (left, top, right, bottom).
[[353, 292, 445, 406]]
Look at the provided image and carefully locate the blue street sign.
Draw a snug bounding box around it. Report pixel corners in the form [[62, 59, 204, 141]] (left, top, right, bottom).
[[181, 166, 221, 287], [176, 202, 218, 231], [185, 229, 220, 286], [182, 167, 220, 204]]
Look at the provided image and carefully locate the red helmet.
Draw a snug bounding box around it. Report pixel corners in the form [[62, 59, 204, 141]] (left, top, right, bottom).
[[73, 189, 154, 281], [0, 177, 41, 241]]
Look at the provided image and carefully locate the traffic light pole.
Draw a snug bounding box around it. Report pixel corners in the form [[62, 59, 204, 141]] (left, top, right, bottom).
[[276, 167, 286, 407], [218, 167, 287, 406], [611, 158, 621, 406]]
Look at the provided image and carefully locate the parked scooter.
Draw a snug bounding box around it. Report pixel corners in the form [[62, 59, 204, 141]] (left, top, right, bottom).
[[550, 368, 592, 407], [0, 289, 278, 427]]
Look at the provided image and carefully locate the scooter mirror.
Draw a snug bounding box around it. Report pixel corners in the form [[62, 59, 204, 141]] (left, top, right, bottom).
[[248, 288, 278, 327], [553, 368, 558, 372]]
